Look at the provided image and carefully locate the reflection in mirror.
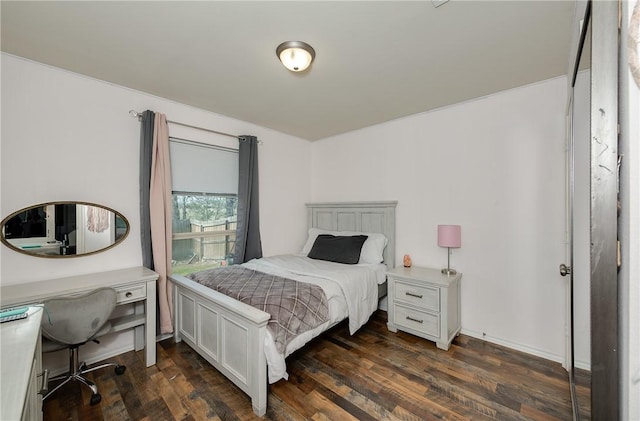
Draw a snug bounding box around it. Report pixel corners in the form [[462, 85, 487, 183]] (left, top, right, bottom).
[[570, 8, 592, 420], [1, 202, 129, 258]]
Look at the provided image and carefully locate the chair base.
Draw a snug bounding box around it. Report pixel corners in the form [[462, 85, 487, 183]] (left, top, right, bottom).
[[42, 345, 125, 405]]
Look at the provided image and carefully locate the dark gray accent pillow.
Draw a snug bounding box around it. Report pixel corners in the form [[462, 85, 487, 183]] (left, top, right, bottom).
[[307, 234, 368, 265]]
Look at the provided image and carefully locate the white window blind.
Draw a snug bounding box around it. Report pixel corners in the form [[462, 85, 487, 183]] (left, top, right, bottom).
[[170, 138, 238, 195]]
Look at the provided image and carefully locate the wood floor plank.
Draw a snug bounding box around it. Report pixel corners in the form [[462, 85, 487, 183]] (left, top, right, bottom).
[[112, 356, 148, 421], [43, 310, 587, 420], [289, 360, 399, 421], [264, 393, 308, 421], [150, 369, 191, 420], [118, 348, 159, 406], [270, 378, 315, 418], [304, 389, 360, 421], [286, 353, 391, 417], [521, 404, 567, 421], [371, 334, 567, 419], [334, 331, 511, 419]]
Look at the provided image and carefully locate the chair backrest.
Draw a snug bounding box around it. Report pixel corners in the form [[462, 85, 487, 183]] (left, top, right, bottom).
[[41, 287, 117, 346]]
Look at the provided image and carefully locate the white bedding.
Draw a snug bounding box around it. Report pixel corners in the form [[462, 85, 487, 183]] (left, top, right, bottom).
[[241, 254, 386, 383]]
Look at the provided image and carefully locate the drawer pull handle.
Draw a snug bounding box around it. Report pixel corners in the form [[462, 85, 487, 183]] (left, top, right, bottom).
[[406, 316, 424, 324], [126, 292, 133, 298], [38, 369, 50, 395], [405, 292, 423, 299]]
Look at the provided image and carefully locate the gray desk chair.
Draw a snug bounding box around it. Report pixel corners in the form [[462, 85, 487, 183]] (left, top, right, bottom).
[[41, 287, 126, 405]]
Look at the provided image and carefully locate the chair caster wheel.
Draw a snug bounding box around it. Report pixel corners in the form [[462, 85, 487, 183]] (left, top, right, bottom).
[[90, 393, 102, 405], [115, 365, 126, 375]]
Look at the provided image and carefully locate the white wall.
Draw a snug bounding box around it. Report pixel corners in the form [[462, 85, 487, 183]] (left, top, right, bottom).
[[1, 53, 313, 285], [311, 77, 568, 361], [1, 53, 312, 368]]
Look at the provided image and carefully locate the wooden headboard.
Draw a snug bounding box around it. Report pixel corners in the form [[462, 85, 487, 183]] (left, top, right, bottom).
[[306, 201, 397, 269]]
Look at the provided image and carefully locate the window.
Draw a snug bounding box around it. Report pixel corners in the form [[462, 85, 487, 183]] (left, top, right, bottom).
[[169, 138, 238, 276]]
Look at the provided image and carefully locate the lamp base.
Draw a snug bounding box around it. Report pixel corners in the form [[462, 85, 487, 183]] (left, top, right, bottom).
[[441, 268, 457, 276]]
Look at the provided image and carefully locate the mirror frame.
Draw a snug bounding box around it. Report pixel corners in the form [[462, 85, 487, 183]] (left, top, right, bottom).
[[0, 201, 130, 258]]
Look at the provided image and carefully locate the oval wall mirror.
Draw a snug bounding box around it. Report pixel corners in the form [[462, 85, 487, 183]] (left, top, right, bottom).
[[0, 201, 129, 258]]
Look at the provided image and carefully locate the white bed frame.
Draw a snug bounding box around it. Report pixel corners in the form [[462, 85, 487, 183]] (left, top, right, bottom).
[[170, 201, 397, 416]]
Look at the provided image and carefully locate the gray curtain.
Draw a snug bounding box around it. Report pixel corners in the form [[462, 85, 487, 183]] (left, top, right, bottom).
[[234, 135, 262, 263], [139, 110, 155, 270], [139, 110, 160, 334]]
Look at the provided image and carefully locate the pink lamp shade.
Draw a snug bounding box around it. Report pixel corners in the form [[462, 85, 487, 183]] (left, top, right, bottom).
[[437, 225, 461, 248]]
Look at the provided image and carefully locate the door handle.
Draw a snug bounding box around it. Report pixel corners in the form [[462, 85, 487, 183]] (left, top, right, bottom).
[[559, 264, 571, 277]]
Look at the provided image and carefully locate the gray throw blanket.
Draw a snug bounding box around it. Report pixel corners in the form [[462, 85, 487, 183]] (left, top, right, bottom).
[[187, 265, 329, 353]]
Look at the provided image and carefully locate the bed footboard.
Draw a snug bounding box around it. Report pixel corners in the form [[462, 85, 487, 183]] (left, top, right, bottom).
[[170, 274, 271, 416]]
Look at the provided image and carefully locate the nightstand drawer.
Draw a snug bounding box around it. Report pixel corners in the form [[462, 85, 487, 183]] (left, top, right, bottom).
[[393, 305, 439, 338], [394, 280, 440, 312]]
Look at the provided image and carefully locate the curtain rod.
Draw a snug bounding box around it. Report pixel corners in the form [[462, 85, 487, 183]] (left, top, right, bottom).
[[129, 109, 239, 140]]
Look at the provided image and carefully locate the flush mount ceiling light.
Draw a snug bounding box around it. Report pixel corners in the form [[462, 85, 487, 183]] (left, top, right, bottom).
[[276, 41, 316, 72]]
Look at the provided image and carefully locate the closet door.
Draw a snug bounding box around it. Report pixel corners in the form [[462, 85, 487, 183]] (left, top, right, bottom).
[[590, 1, 620, 419], [567, 1, 620, 419]]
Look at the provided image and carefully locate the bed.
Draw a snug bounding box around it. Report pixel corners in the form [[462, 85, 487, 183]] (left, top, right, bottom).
[[170, 201, 397, 416]]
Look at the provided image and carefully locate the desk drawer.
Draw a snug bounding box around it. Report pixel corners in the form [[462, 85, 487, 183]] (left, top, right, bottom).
[[393, 304, 439, 338], [116, 284, 146, 304], [394, 280, 440, 312]]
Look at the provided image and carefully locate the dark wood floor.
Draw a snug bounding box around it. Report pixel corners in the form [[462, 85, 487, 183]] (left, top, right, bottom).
[[43, 311, 590, 420]]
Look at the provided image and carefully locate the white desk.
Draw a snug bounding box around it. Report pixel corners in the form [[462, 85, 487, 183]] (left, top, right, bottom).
[[0, 266, 158, 367], [0, 307, 44, 421]]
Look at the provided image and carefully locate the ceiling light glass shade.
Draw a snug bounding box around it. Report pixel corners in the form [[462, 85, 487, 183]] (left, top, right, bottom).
[[276, 41, 315, 72]]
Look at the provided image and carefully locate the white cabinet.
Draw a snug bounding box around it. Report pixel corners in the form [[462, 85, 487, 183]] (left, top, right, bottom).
[[1, 307, 44, 421], [22, 338, 43, 421], [387, 266, 461, 350]]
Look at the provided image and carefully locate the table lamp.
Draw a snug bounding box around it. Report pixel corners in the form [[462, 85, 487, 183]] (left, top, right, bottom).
[[438, 225, 461, 275]]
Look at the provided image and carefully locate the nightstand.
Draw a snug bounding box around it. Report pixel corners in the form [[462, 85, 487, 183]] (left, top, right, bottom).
[[386, 266, 462, 350]]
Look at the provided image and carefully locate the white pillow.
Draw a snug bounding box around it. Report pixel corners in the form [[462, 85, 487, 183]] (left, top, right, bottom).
[[301, 228, 388, 264]]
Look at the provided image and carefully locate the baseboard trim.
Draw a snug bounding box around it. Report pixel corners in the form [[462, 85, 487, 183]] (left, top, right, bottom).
[[157, 332, 173, 342], [458, 330, 590, 372], [574, 359, 591, 371], [460, 328, 565, 365]]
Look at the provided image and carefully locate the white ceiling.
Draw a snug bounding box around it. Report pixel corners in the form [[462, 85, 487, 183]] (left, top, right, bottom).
[[1, 1, 576, 141]]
